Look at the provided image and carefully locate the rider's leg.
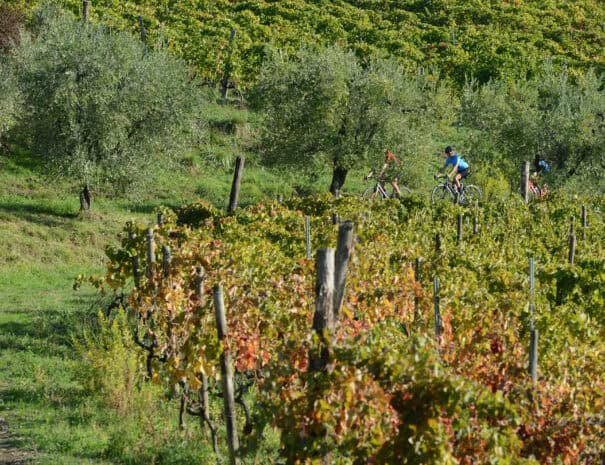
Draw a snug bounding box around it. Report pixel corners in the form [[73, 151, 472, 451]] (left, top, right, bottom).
[[391, 181, 401, 197], [453, 173, 462, 192]]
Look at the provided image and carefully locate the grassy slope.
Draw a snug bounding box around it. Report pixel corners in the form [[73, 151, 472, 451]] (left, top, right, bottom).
[[0, 104, 306, 462]]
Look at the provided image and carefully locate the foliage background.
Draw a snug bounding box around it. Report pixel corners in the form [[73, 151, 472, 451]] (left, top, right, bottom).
[[3, 0, 605, 89]]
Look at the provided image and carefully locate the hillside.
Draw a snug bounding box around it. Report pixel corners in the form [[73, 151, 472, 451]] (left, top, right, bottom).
[[5, 0, 605, 88]]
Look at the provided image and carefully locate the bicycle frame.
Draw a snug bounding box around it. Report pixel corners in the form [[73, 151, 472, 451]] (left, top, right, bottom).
[[363, 178, 391, 199], [431, 174, 481, 205]]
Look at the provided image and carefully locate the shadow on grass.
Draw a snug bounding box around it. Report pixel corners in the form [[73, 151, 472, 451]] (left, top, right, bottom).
[[0, 201, 79, 225], [0, 300, 106, 358]]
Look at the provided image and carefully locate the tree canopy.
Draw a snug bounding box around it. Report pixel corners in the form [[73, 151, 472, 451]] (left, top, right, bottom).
[[251, 46, 449, 193], [11, 6, 206, 195]]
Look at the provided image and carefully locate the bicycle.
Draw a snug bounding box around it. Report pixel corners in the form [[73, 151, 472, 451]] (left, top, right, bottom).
[[362, 177, 411, 200], [431, 174, 482, 205], [527, 178, 548, 201]]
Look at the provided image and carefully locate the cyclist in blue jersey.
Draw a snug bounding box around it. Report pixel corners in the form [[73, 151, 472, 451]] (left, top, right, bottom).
[[439, 146, 469, 193]]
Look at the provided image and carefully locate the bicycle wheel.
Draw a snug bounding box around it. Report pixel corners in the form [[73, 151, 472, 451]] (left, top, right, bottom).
[[397, 186, 412, 196], [459, 185, 482, 205], [361, 187, 376, 200], [431, 185, 455, 204]]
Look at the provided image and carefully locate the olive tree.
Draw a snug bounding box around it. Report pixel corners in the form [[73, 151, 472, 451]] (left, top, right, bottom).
[[0, 4, 24, 149], [13, 7, 205, 209], [460, 63, 605, 189], [251, 46, 448, 194]]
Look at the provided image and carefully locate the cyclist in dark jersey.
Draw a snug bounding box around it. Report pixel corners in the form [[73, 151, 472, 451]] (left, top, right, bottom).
[[439, 146, 469, 193]]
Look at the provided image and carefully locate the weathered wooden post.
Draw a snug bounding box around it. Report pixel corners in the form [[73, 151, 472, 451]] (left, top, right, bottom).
[[331, 213, 339, 225], [310, 249, 335, 372], [305, 216, 311, 260], [433, 277, 441, 342], [157, 212, 163, 227], [435, 233, 442, 253], [413, 258, 421, 322], [195, 266, 205, 306], [568, 217, 576, 265], [82, 0, 89, 21], [529, 329, 538, 384], [228, 156, 245, 214], [138, 15, 146, 42], [457, 214, 463, 243], [528, 258, 538, 384], [79, 184, 92, 211], [581, 206, 587, 240], [146, 228, 155, 277], [473, 215, 479, 235], [521, 161, 530, 203], [333, 221, 354, 317], [162, 245, 171, 277], [127, 222, 140, 288], [213, 286, 240, 465], [568, 233, 576, 265]]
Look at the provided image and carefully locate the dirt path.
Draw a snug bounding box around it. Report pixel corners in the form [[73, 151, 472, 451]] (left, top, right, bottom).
[[0, 418, 33, 465]]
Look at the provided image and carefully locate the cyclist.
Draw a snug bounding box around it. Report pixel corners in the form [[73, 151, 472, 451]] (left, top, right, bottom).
[[529, 155, 551, 196], [438, 146, 469, 194], [364, 149, 403, 197]]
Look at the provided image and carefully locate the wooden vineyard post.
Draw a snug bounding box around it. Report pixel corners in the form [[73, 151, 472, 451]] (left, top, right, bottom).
[[529, 329, 539, 384], [310, 249, 335, 372], [161, 246, 171, 277], [569, 217, 576, 265], [157, 212, 163, 227], [82, 0, 89, 21], [435, 233, 442, 254], [332, 213, 339, 225], [146, 228, 155, 278], [433, 277, 441, 343], [473, 215, 479, 235], [195, 266, 205, 306], [138, 15, 146, 43], [333, 221, 354, 318], [305, 216, 311, 260], [127, 222, 140, 288], [521, 161, 530, 203], [528, 258, 538, 384], [457, 214, 463, 244], [228, 156, 245, 214], [581, 206, 587, 240], [213, 285, 240, 465], [413, 258, 421, 323]]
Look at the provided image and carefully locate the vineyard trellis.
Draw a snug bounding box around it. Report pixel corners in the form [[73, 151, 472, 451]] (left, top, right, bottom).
[[77, 184, 605, 464]]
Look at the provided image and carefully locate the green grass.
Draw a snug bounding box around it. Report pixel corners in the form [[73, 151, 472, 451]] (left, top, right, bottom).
[[0, 132, 295, 463]]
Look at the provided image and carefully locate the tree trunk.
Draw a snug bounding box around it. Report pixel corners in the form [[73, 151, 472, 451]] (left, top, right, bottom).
[[329, 165, 348, 196], [79, 184, 92, 211]]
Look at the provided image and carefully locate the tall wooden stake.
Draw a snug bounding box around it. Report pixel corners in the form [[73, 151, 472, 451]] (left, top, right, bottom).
[[228, 156, 245, 213], [82, 0, 89, 21], [213, 286, 240, 465], [310, 249, 335, 372], [305, 217, 311, 260], [333, 221, 354, 317]]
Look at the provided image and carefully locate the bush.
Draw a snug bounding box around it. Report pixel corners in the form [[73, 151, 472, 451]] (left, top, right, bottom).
[[12, 5, 207, 195]]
